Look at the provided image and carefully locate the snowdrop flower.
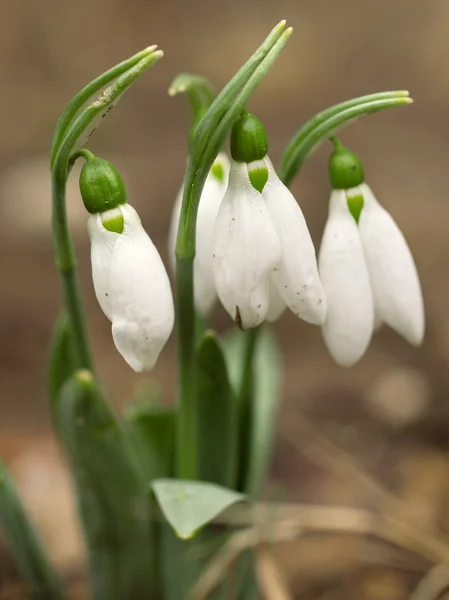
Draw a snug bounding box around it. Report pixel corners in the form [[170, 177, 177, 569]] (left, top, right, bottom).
[[213, 112, 326, 329], [79, 156, 174, 372], [168, 153, 230, 315], [319, 139, 424, 366]]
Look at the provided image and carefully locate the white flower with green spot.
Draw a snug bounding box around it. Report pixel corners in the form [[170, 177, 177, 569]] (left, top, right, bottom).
[[319, 139, 424, 366], [80, 157, 174, 372], [212, 113, 326, 329]]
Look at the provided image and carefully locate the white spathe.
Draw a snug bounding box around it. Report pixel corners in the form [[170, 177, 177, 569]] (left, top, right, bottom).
[[212, 161, 281, 329], [319, 190, 374, 367], [358, 183, 424, 346], [88, 203, 174, 372], [168, 153, 230, 316], [262, 157, 326, 325]]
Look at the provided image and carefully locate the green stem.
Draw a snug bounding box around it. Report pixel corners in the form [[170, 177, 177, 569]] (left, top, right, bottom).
[[52, 167, 93, 371], [175, 257, 197, 478], [279, 91, 411, 186], [174, 21, 291, 479], [237, 327, 259, 491]]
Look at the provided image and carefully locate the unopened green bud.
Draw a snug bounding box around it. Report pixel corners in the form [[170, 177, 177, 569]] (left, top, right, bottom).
[[79, 156, 127, 214], [328, 137, 364, 190], [230, 112, 268, 163]]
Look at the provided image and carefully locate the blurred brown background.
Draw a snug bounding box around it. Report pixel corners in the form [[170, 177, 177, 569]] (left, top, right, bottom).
[[2, 0, 449, 598]]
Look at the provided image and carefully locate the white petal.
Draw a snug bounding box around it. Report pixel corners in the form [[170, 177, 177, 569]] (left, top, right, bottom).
[[168, 154, 230, 315], [319, 190, 374, 367], [109, 204, 174, 371], [358, 184, 424, 346], [213, 161, 281, 329], [262, 157, 326, 325], [265, 274, 287, 322], [87, 213, 120, 320]]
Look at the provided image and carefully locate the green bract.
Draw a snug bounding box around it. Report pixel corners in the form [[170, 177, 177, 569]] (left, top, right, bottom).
[[79, 157, 127, 215], [328, 136, 365, 190], [230, 112, 268, 163]]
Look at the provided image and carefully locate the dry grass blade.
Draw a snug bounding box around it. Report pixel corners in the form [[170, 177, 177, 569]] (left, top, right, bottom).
[[255, 546, 293, 600], [409, 564, 449, 600]]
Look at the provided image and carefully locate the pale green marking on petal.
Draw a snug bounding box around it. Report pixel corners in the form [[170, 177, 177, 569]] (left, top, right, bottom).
[[211, 161, 225, 182], [248, 167, 268, 193], [101, 207, 124, 233], [347, 193, 364, 224]]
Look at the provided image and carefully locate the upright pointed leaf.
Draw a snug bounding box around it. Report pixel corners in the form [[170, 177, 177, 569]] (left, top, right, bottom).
[[152, 479, 245, 539], [55, 370, 153, 600], [126, 398, 176, 482], [197, 331, 238, 487], [222, 327, 282, 497], [0, 455, 66, 600], [47, 311, 76, 416]]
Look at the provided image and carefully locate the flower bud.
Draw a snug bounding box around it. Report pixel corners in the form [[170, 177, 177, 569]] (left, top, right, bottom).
[[328, 137, 364, 190], [79, 156, 127, 215], [230, 112, 268, 164]]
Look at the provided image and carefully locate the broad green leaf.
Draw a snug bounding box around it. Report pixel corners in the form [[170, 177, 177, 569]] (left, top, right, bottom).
[[152, 479, 245, 539], [47, 311, 76, 417], [126, 399, 176, 481], [0, 455, 66, 600], [55, 370, 154, 600], [222, 327, 282, 497], [197, 331, 237, 487]]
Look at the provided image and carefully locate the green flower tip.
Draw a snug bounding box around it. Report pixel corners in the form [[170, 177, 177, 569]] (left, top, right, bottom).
[[328, 136, 364, 190], [79, 156, 127, 214], [230, 112, 268, 163]]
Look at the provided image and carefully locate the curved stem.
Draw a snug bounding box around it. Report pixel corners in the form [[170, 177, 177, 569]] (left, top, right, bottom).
[[175, 21, 292, 480], [279, 92, 411, 186]]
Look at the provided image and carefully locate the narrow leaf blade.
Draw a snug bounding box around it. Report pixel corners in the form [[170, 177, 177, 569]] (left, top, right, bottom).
[[55, 370, 154, 600], [0, 455, 66, 600], [197, 331, 237, 487]]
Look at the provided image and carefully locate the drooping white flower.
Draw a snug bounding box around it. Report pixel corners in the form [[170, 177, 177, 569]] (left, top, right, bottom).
[[212, 161, 281, 329], [358, 183, 424, 345], [213, 111, 325, 329], [319, 138, 424, 366], [319, 190, 374, 366], [88, 203, 174, 372], [168, 153, 230, 316], [262, 157, 326, 325]]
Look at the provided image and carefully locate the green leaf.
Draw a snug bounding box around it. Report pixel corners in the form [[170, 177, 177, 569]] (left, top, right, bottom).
[[196, 331, 238, 487], [126, 397, 176, 481], [47, 311, 76, 418], [55, 370, 154, 600], [152, 479, 245, 539], [223, 327, 282, 497], [0, 455, 66, 600]]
